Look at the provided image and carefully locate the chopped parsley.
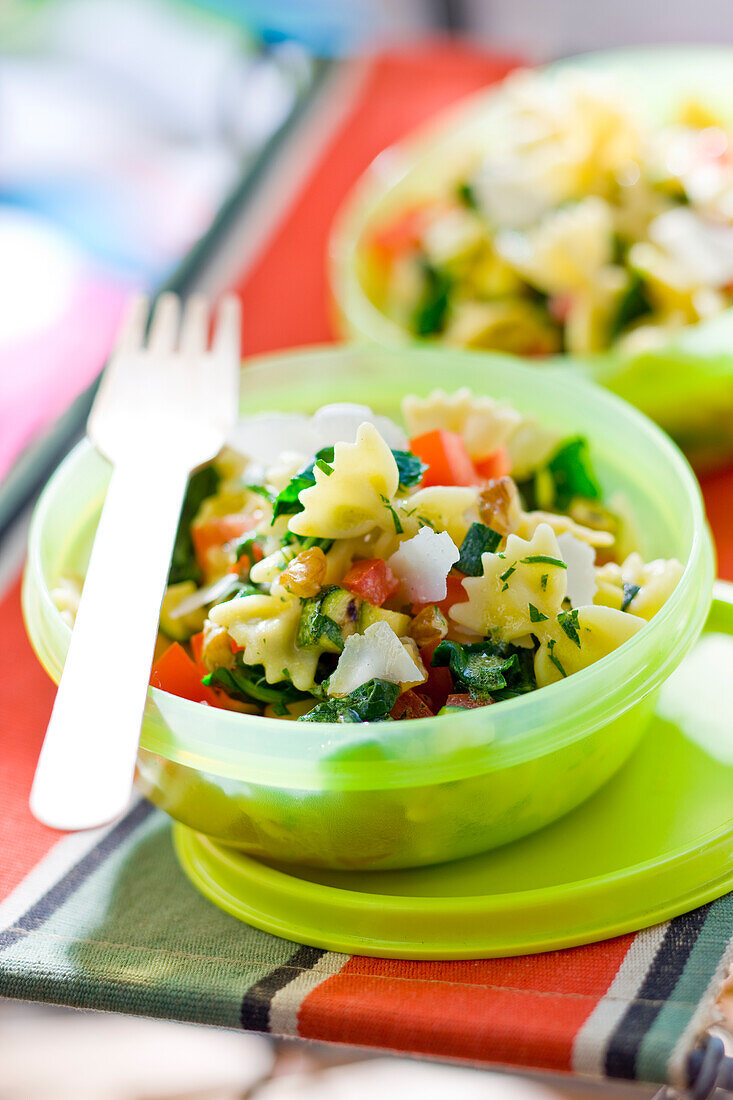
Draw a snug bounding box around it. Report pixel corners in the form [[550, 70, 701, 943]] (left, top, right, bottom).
[[558, 608, 581, 647], [380, 494, 404, 534], [456, 522, 502, 576], [622, 582, 641, 611], [547, 638, 567, 678], [499, 563, 516, 583], [529, 603, 548, 623], [521, 554, 567, 568], [540, 573, 549, 591], [299, 679, 399, 723]]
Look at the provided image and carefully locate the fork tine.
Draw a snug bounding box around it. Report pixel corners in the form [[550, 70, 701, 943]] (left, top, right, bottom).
[[114, 294, 149, 354], [211, 294, 242, 359], [179, 294, 210, 355], [147, 292, 181, 354]]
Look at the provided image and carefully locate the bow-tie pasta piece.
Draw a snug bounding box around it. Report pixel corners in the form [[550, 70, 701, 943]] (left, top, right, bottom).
[[289, 422, 399, 540], [209, 593, 319, 691], [401, 388, 521, 458], [534, 605, 644, 687], [450, 522, 567, 642], [399, 485, 478, 546]]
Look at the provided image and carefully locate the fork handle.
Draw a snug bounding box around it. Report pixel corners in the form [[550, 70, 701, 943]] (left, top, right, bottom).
[[31, 459, 190, 831]]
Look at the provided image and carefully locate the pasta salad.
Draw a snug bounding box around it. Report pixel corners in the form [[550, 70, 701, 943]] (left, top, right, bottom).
[[79, 388, 684, 725], [363, 70, 733, 355]]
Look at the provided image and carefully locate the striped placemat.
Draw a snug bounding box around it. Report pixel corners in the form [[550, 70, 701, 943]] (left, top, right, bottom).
[[2, 42, 733, 1089]]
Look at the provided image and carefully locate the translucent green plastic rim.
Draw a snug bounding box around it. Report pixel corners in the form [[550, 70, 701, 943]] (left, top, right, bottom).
[[24, 344, 714, 790]]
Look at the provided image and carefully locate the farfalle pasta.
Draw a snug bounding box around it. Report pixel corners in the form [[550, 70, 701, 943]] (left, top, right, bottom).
[[111, 388, 686, 724], [363, 69, 733, 355]]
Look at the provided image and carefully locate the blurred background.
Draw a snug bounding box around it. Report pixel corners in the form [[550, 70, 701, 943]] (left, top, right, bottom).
[[2, 0, 732, 1096]]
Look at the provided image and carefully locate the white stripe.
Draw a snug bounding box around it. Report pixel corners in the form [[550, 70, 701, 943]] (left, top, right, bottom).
[[268, 950, 350, 1037], [667, 924, 733, 1088], [195, 57, 372, 297], [571, 922, 669, 1076], [0, 795, 141, 933]]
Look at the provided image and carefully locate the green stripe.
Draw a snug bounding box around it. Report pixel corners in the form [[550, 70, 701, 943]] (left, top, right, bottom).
[[0, 814, 302, 1028], [637, 893, 733, 1084]]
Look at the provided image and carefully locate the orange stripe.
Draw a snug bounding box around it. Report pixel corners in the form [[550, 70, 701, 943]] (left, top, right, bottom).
[[298, 937, 635, 1070], [0, 578, 60, 901]]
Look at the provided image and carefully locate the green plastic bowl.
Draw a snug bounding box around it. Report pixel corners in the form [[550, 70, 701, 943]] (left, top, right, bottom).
[[329, 46, 733, 471], [23, 345, 714, 870]]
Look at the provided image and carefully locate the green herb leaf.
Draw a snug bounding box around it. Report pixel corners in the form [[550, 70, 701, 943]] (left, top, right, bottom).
[[547, 638, 567, 678], [622, 582, 641, 612], [299, 678, 400, 723], [203, 657, 307, 705], [392, 449, 428, 489], [457, 522, 501, 576], [380, 495, 403, 534], [168, 465, 221, 584], [529, 603, 548, 623], [610, 272, 653, 340], [456, 181, 478, 209], [540, 573, 549, 591], [431, 638, 536, 701], [234, 537, 259, 573], [499, 563, 516, 583], [546, 438, 602, 511], [558, 608, 581, 647], [315, 458, 333, 476], [245, 483, 275, 502], [521, 555, 567, 568], [412, 262, 452, 337], [271, 447, 335, 521]]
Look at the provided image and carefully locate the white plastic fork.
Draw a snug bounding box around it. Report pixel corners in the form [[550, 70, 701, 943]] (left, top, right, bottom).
[[30, 292, 241, 831]]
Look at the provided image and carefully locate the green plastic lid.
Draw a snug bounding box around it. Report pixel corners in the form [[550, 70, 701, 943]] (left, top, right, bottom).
[[174, 584, 733, 959]]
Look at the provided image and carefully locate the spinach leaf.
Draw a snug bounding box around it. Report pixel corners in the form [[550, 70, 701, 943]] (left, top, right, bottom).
[[392, 449, 428, 489], [432, 639, 536, 701], [271, 447, 335, 521], [546, 437, 601, 510], [299, 678, 400, 723], [412, 262, 452, 336], [203, 657, 306, 705], [168, 465, 221, 584], [456, 522, 502, 576], [610, 272, 653, 340]]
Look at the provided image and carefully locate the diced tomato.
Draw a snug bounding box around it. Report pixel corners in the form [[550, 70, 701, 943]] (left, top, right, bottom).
[[369, 205, 435, 265], [150, 642, 222, 706], [228, 538, 264, 574], [419, 644, 454, 712], [343, 558, 399, 605], [391, 689, 435, 720], [445, 693, 494, 710], [549, 292, 572, 323], [191, 514, 256, 573], [412, 573, 467, 617], [409, 429, 480, 488], [473, 446, 510, 481]]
